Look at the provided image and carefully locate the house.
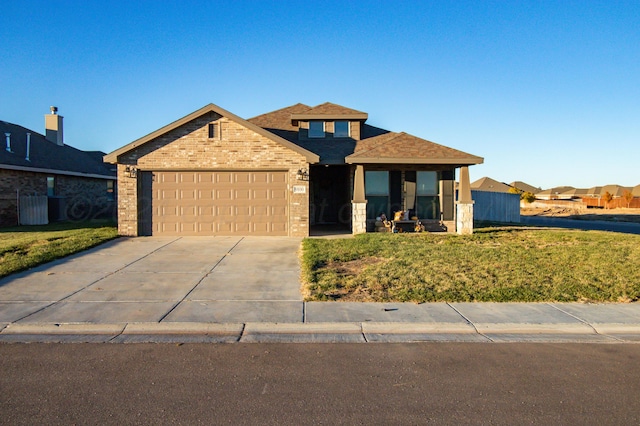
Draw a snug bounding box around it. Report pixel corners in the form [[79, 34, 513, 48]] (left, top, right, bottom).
[[471, 177, 512, 193], [509, 181, 541, 194], [535, 186, 576, 200], [0, 107, 116, 227], [104, 102, 483, 237]]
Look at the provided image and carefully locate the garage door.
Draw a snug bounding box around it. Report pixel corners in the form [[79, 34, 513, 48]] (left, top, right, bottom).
[[152, 171, 288, 236]]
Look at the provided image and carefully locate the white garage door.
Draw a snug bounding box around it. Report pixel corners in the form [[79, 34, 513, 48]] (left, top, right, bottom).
[[152, 171, 288, 236]]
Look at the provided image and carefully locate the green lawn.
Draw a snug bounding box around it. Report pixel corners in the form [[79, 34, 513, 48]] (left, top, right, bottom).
[[0, 221, 118, 278], [301, 228, 640, 303]]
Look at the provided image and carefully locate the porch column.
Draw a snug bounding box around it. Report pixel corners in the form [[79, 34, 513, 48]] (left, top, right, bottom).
[[456, 166, 474, 235], [352, 165, 367, 234]]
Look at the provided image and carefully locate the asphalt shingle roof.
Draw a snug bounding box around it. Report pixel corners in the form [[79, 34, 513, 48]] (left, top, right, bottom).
[[249, 103, 483, 165], [0, 121, 115, 178]]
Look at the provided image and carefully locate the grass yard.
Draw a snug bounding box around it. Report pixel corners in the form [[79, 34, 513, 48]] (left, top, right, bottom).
[[301, 228, 640, 303], [0, 221, 118, 278]]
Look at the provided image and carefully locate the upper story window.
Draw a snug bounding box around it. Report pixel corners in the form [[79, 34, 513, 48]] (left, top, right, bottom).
[[334, 121, 350, 138], [309, 121, 325, 138]]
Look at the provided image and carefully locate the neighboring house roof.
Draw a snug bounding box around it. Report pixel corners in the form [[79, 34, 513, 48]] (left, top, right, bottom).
[[600, 184, 632, 197], [104, 103, 320, 164], [558, 188, 590, 197], [585, 186, 603, 197], [471, 177, 512, 193], [0, 120, 115, 179], [536, 186, 575, 196], [632, 185, 640, 197], [509, 181, 541, 194]]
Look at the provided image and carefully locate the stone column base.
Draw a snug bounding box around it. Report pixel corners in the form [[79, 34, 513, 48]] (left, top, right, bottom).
[[352, 201, 368, 235], [456, 202, 474, 235]]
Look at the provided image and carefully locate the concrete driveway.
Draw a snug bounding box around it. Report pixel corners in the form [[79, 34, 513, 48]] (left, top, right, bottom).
[[0, 237, 304, 325]]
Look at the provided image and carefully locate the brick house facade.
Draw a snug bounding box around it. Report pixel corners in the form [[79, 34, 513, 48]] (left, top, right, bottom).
[[0, 110, 116, 226], [105, 103, 482, 237]]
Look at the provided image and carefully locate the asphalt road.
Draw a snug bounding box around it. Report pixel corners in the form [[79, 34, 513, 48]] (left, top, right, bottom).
[[2, 343, 640, 425], [520, 216, 640, 234]]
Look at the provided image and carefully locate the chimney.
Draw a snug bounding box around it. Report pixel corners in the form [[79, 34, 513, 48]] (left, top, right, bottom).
[[45, 106, 64, 146], [4, 133, 11, 152], [25, 133, 31, 161]]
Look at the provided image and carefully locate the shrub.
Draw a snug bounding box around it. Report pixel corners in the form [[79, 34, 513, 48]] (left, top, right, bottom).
[[521, 192, 536, 203]]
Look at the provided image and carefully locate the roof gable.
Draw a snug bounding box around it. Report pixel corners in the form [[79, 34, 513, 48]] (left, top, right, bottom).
[[104, 103, 319, 164], [345, 132, 483, 165], [290, 102, 368, 120]]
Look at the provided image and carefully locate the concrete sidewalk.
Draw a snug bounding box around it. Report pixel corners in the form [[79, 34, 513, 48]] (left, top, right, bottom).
[[2, 301, 640, 343], [1, 237, 640, 343]]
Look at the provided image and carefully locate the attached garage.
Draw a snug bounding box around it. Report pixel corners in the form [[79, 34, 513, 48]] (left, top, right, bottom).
[[105, 103, 318, 237], [149, 170, 289, 236]]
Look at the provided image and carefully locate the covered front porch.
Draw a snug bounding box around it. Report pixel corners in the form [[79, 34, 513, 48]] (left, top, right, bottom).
[[308, 163, 475, 235], [350, 164, 475, 235]]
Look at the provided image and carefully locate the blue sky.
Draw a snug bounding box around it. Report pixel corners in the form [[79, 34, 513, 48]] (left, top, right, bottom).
[[2, 1, 638, 189]]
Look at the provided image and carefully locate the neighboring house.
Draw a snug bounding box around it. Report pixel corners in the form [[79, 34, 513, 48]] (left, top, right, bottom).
[[0, 107, 116, 226], [104, 102, 483, 237], [471, 177, 512, 193], [509, 181, 541, 194], [535, 186, 575, 200]]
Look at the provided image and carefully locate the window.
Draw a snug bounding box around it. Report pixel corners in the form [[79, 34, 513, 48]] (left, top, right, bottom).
[[208, 123, 218, 139], [334, 121, 350, 138], [309, 121, 325, 138], [416, 171, 439, 219], [47, 176, 56, 197], [417, 172, 438, 196], [106, 180, 115, 201], [365, 171, 389, 220]]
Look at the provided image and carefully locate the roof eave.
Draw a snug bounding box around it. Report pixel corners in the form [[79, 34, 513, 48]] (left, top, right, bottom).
[[345, 156, 484, 165], [0, 164, 115, 180], [104, 103, 319, 164], [291, 113, 368, 121]]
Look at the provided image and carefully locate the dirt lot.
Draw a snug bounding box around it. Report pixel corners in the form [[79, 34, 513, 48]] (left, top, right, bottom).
[[521, 207, 640, 223]]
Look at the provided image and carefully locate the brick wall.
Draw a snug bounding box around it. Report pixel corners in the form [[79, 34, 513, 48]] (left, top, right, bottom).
[[0, 168, 114, 226], [0, 169, 45, 226], [116, 114, 310, 237]]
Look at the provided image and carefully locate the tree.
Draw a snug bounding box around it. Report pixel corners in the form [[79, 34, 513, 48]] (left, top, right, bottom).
[[522, 192, 536, 203], [509, 187, 524, 195], [602, 191, 614, 209], [622, 190, 634, 208]]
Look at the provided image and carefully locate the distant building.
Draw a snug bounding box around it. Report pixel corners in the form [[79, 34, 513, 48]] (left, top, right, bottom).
[[509, 181, 540, 194], [471, 177, 512, 193]]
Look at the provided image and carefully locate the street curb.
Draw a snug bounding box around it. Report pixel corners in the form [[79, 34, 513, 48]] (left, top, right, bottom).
[[1, 323, 126, 335], [472, 323, 596, 334], [122, 322, 243, 335], [362, 322, 477, 334], [591, 324, 640, 334]]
